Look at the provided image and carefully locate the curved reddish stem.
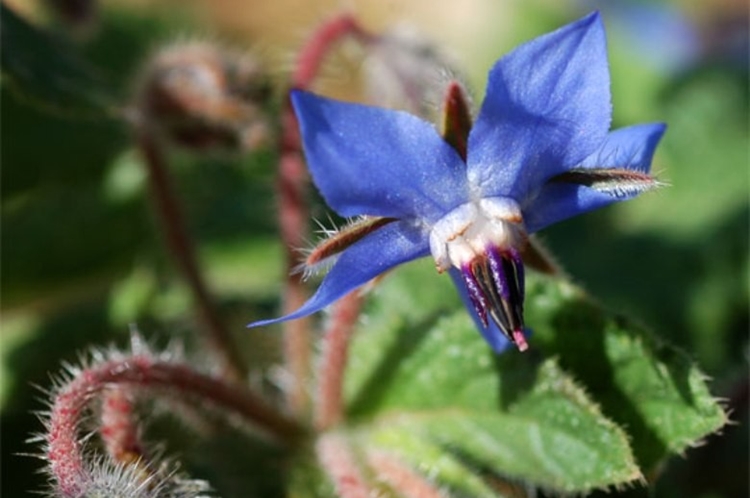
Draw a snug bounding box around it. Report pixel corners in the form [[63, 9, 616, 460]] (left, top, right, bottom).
[[315, 292, 363, 430], [292, 14, 374, 89], [367, 451, 446, 498], [277, 100, 312, 416], [277, 13, 374, 416], [137, 132, 247, 382], [100, 387, 144, 466], [316, 432, 371, 498], [45, 355, 303, 497]]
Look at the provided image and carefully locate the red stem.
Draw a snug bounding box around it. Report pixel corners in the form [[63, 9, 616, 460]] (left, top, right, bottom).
[[137, 132, 247, 382], [100, 387, 144, 465], [314, 292, 363, 430], [292, 14, 373, 89], [367, 451, 446, 498], [277, 13, 374, 416], [316, 432, 371, 498], [277, 100, 313, 416], [46, 355, 304, 497]]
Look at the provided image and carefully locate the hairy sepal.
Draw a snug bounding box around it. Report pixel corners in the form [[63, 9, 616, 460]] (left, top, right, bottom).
[[550, 168, 665, 198]]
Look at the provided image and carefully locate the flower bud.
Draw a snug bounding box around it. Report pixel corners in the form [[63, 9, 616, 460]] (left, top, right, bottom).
[[135, 41, 272, 152], [73, 458, 212, 498]]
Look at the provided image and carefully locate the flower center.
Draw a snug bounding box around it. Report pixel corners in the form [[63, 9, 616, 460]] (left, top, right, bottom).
[[429, 197, 529, 351]]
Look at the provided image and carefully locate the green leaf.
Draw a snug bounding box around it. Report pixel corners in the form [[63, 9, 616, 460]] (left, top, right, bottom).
[[342, 259, 725, 493], [287, 451, 338, 498], [1, 4, 120, 117], [523, 276, 728, 471], [344, 261, 640, 493], [358, 320, 641, 496], [361, 429, 501, 497], [355, 357, 641, 494]]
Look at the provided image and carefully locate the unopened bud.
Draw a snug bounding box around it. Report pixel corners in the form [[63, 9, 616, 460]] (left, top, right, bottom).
[[76, 458, 212, 498], [135, 41, 272, 152]]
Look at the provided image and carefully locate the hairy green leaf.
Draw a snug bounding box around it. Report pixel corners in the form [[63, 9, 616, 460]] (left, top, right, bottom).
[[342, 259, 725, 493], [523, 276, 728, 471]]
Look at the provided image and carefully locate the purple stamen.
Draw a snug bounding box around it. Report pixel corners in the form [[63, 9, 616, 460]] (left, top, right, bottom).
[[461, 263, 489, 327], [487, 247, 510, 301], [508, 248, 525, 301], [460, 247, 527, 351]]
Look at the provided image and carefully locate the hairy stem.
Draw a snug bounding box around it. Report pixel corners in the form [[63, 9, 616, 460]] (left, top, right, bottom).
[[45, 354, 304, 496], [314, 292, 363, 431], [316, 432, 371, 498], [277, 13, 373, 416], [292, 14, 373, 89], [137, 132, 246, 382], [277, 104, 313, 416], [367, 451, 446, 498], [100, 387, 144, 465]]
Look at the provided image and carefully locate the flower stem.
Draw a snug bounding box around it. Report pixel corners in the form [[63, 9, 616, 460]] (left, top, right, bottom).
[[277, 104, 313, 416], [316, 432, 371, 498], [367, 451, 446, 498], [277, 13, 373, 417], [137, 131, 247, 382], [100, 387, 144, 466], [45, 354, 304, 497], [292, 14, 373, 89], [314, 291, 363, 431]]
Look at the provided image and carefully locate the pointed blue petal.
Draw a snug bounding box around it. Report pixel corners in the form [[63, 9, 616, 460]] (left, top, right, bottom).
[[449, 269, 510, 353], [292, 90, 467, 223], [249, 221, 430, 328], [524, 123, 666, 233], [578, 122, 667, 171], [468, 12, 611, 200]]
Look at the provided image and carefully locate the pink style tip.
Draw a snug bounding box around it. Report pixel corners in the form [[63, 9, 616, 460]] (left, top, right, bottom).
[[513, 329, 528, 352]]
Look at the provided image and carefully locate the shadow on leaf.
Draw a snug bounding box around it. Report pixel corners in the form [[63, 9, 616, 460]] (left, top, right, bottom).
[[346, 311, 444, 418]]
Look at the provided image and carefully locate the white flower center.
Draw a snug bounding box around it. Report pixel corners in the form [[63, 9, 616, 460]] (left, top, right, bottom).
[[429, 197, 527, 272]]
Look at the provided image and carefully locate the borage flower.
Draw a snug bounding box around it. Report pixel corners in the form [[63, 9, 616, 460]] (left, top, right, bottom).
[[252, 12, 665, 352]]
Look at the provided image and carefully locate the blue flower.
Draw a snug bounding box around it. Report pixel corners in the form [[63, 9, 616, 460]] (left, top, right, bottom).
[[252, 12, 665, 352]]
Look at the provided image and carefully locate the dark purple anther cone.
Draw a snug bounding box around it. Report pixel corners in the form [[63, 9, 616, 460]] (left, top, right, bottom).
[[460, 248, 528, 351]]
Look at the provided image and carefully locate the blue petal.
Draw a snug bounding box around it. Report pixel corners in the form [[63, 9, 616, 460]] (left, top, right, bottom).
[[467, 12, 611, 200], [292, 90, 467, 223], [578, 122, 666, 171], [448, 269, 510, 353], [249, 220, 430, 327], [523, 123, 666, 233]]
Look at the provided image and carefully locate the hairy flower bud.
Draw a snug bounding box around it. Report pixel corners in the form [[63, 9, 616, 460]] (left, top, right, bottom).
[[60, 458, 212, 498], [135, 41, 272, 152]]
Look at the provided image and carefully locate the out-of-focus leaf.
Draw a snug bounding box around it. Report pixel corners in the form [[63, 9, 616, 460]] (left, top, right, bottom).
[[0, 4, 120, 117], [1, 182, 148, 308], [287, 452, 337, 498], [107, 265, 157, 326], [201, 237, 283, 298]]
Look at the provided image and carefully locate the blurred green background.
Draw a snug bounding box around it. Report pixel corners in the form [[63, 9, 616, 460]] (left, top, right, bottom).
[[2, 0, 747, 496]]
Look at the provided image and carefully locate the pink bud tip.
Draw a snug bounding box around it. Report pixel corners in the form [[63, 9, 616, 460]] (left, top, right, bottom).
[[513, 329, 528, 352]]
